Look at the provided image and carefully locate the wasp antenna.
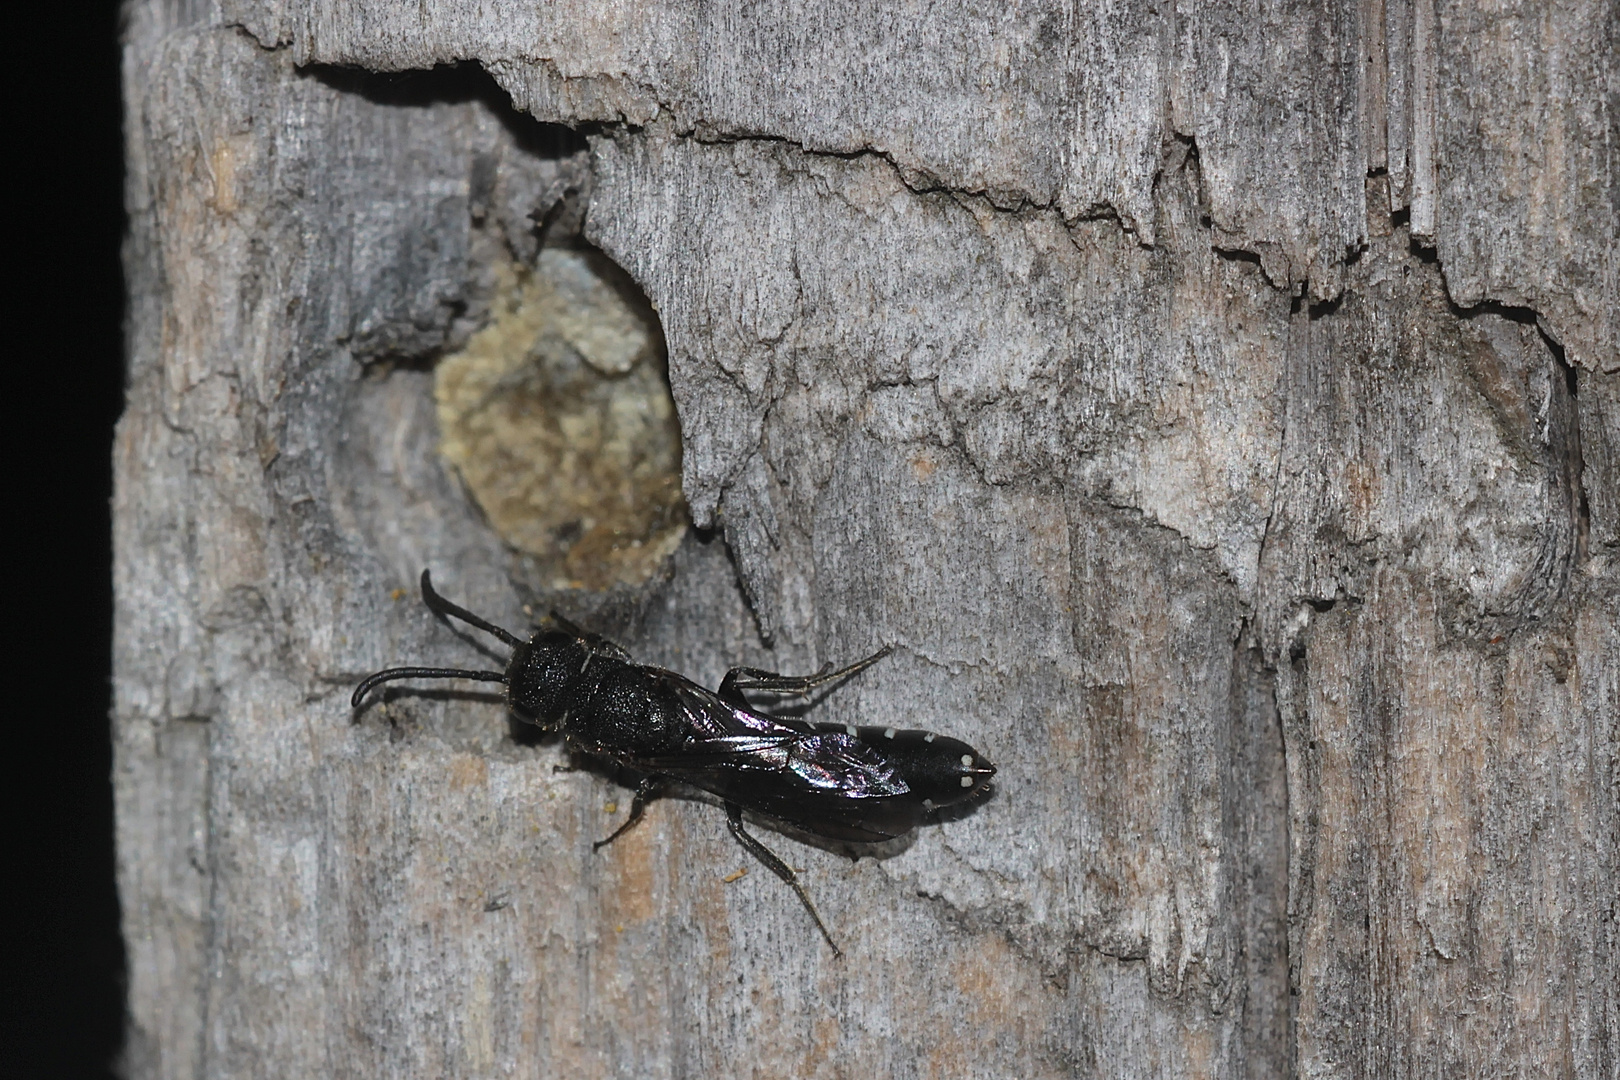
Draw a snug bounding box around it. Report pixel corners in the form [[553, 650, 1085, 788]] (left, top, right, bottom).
[[419, 570, 524, 648], [350, 667, 507, 708]]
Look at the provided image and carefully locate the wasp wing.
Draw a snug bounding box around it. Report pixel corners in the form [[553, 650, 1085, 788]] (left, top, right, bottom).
[[634, 675, 928, 843]]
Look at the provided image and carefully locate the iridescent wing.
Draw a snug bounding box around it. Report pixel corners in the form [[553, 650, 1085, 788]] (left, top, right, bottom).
[[633, 674, 926, 842]]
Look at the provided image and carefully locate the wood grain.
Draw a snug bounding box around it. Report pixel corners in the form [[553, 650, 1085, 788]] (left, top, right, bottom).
[[117, 3, 1615, 1076]]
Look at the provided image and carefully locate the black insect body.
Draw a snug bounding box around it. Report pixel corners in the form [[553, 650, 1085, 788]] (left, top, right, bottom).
[[352, 571, 997, 956]]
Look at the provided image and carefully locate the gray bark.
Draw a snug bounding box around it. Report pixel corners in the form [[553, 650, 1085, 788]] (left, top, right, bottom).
[[117, 2, 1615, 1078]]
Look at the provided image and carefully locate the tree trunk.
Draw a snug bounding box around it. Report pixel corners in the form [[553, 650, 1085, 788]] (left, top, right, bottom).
[[116, 2, 1615, 1077]]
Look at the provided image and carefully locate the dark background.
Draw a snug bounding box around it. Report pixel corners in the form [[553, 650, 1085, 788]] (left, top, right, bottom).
[[10, 3, 128, 1078]]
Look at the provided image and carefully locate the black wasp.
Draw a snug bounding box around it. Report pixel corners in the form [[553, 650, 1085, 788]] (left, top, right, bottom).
[[352, 571, 997, 956]]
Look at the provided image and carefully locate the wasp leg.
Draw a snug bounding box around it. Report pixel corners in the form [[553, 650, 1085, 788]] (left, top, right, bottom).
[[593, 777, 662, 850], [548, 610, 588, 637], [717, 645, 893, 706], [723, 802, 841, 958], [549, 611, 632, 662]]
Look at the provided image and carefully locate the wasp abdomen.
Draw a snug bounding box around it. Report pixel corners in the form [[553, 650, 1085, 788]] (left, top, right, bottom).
[[811, 723, 995, 808]]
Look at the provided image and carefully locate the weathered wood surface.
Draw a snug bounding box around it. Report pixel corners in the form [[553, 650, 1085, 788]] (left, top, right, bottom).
[[117, 2, 1615, 1077]]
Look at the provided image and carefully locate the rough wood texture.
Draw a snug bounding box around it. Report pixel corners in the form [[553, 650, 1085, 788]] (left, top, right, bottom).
[[118, 2, 1615, 1077]]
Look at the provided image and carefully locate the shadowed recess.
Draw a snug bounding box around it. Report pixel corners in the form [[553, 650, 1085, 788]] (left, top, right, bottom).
[[435, 247, 687, 591]]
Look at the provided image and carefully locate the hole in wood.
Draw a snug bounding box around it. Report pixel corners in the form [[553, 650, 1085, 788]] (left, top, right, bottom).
[[435, 246, 687, 592]]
